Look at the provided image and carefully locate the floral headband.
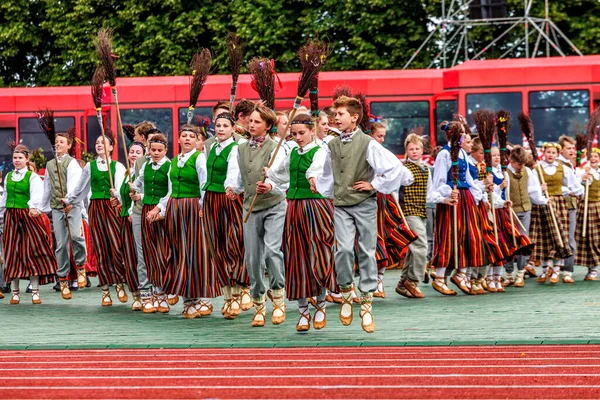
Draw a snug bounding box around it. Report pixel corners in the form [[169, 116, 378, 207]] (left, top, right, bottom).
[[543, 142, 562, 150]]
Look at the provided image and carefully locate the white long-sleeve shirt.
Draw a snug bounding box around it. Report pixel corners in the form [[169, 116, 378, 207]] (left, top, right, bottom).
[[66, 158, 126, 206], [0, 168, 45, 217], [506, 164, 548, 206], [267, 141, 327, 192], [539, 160, 584, 197], [40, 155, 83, 211], [576, 166, 600, 185], [316, 130, 404, 198], [427, 146, 483, 204], [226, 141, 289, 197], [402, 157, 432, 197], [157, 149, 206, 216]]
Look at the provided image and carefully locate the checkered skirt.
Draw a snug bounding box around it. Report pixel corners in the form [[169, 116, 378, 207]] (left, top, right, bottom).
[[530, 195, 572, 263], [575, 199, 600, 267]]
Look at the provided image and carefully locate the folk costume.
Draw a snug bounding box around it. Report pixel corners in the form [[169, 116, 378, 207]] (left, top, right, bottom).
[[575, 161, 600, 280], [268, 140, 334, 332], [0, 166, 57, 304], [317, 128, 404, 333], [40, 153, 87, 298], [558, 154, 584, 281], [203, 132, 249, 320], [66, 157, 129, 306], [228, 135, 288, 327]]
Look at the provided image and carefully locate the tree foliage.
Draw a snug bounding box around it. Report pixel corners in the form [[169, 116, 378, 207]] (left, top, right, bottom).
[[1, 0, 599, 87]]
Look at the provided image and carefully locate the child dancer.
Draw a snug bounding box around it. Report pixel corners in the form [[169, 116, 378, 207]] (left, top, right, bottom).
[[317, 96, 403, 333], [65, 132, 129, 306], [1, 144, 57, 304], [226, 104, 288, 327], [202, 113, 249, 319], [267, 114, 334, 331], [155, 125, 220, 318], [576, 148, 600, 280]]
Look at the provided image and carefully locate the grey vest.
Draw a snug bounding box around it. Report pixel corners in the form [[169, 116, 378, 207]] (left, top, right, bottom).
[[238, 138, 284, 212], [47, 155, 73, 209], [328, 130, 374, 207], [132, 155, 148, 215]]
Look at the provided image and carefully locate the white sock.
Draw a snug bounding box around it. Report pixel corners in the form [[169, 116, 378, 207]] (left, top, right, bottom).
[[315, 301, 326, 323], [30, 276, 39, 291], [298, 305, 309, 325], [11, 279, 20, 293]]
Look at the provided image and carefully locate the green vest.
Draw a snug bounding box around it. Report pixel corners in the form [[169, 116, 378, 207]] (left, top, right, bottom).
[[143, 160, 170, 205], [508, 168, 532, 213], [558, 159, 577, 210], [119, 173, 134, 217], [542, 163, 564, 197], [238, 137, 284, 212], [328, 130, 374, 207], [132, 155, 149, 215], [204, 141, 237, 193], [205, 134, 244, 156], [170, 151, 201, 199], [5, 171, 32, 209], [589, 174, 600, 202], [90, 160, 117, 200], [47, 155, 73, 209], [287, 146, 326, 200]]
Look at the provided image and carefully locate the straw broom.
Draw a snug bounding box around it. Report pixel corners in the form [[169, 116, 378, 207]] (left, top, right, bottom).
[[497, 109, 516, 247], [90, 65, 114, 189], [187, 48, 212, 125], [583, 108, 600, 237], [227, 33, 243, 115]]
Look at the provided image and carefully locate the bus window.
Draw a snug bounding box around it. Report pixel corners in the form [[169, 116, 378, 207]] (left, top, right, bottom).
[[120, 108, 173, 157], [435, 100, 458, 147], [529, 90, 590, 145], [370, 101, 430, 155], [18, 116, 75, 163], [178, 106, 213, 133], [86, 113, 111, 159], [466, 93, 522, 143], [0, 128, 16, 173]]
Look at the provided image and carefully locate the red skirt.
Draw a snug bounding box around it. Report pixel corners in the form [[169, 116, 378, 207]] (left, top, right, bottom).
[[89, 199, 127, 287], [3, 209, 57, 285], [163, 198, 221, 299], [376, 193, 418, 267], [474, 200, 505, 266], [142, 204, 171, 289], [119, 216, 139, 292], [283, 198, 335, 300], [82, 219, 98, 276], [493, 207, 534, 263], [203, 191, 248, 287]]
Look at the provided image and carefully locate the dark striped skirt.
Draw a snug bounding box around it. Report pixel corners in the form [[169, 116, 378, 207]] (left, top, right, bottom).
[[474, 200, 505, 266], [431, 188, 487, 269], [119, 216, 139, 292], [83, 219, 98, 276], [494, 207, 534, 262], [89, 199, 127, 286], [142, 204, 171, 288], [283, 199, 335, 300], [377, 193, 418, 265], [575, 200, 600, 267], [530, 195, 572, 263], [3, 209, 57, 285], [203, 191, 248, 287], [163, 198, 221, 299]]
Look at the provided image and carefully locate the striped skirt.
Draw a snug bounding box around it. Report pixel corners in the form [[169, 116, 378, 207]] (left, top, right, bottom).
[[203, 191, 248, 287], [163, 198, 221, 299], [494, 207, 534, 262], [3, 209, 57, 285], [474, 201, 506, 266], [377, 193, 418, 266], [83, 219, 98, 276], [142, 204, 171, 288], [283, 199, 335, 300], [530, 195, 572, 263], [89, 199, 127, 286], [119, 216, 139, 292], [431, 188, 487, 269], [575, 200, 600, 267]]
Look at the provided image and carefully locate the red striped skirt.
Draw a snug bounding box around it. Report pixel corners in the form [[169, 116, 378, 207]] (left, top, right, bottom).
[[142, 204, 171, 288], [89, 199, 127, 286], [3, 209, 57, 285], [575, 200, 600, 267], [82, 219, 98, 276], [474, 200, 505, 265], [494, 207, 534, 263], [377, 193, 418, 266], [431, 189, 487, 269], [203, 191, 247, 287], [530, 195, 571, 263], [283, 198, 335, 300], [119, 216, 139, 292], [163, 198, 221, 299]]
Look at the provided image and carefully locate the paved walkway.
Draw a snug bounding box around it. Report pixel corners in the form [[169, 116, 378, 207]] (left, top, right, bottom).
[[1, 268, 599, 349]]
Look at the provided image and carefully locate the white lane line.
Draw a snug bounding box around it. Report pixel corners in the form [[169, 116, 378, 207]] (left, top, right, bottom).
[[2, 374, 600, 379], [2, 385, 600, 390]]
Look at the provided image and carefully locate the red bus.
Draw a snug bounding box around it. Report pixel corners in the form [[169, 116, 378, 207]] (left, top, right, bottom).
[[1, 55, 599, 169]]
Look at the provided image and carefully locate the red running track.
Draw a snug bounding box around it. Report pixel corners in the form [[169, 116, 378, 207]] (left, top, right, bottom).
[[2, 345, 600, 399]]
